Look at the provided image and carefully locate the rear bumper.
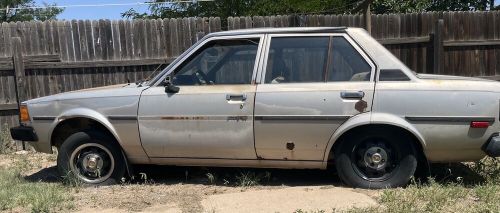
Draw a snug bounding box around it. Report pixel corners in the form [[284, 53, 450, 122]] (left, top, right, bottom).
[[10, 126, 38, 142], [483, 134, 500, 157]]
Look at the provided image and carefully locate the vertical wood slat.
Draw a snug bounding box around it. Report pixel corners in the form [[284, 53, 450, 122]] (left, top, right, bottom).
[[12, 37, 26, 105], [5, 14, 500, 130], [11, 36, 27, 148], [433, 19, 444, 74]]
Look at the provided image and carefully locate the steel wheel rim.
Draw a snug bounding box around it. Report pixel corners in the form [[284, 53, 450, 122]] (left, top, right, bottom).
[[350, 138, 399, 181], [69, 143, 115, 184]]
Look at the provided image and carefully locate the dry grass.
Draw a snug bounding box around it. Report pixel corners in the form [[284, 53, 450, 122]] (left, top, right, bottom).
[[0, 123, 16, 154], [0, 121, 499, 213], [344, 157, 500, 213], [0, 155, 74, 213]]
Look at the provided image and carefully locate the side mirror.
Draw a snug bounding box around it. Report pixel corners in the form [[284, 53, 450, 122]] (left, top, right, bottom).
[[164, 76, 180, 94]]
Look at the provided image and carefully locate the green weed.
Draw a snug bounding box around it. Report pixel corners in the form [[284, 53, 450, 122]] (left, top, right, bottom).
[[0, 167, 73, 212]]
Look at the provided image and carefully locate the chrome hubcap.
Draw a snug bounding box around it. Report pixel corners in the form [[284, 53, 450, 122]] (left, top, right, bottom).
[[352, 139, 397, 181], [363, 146, 388, 170], [69, 143, 115, 184], [82, 153, 104, 173]]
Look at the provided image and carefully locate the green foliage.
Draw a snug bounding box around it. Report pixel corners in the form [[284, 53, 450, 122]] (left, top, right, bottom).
[[235, 171, 271, 187], [61, 170, 84, 188], [0, 167, 73, 212], [372, 0, 496, 14], [0, 0, 63, 22], [122, 0, 359, 19], [123, 0, 498, 20]]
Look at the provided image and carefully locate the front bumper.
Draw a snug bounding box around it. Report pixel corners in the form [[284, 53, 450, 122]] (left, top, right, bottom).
[[483, 134, 500, 157], [10, 126, 38, 141]]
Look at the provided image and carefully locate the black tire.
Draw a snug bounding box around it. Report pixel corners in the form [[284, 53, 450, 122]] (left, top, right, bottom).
[[57, 131, 126, 186], [334, 128, 418, 189]]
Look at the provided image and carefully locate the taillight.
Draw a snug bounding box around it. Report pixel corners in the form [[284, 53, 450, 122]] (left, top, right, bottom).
[[470, 121, 489, 128], [19, 104, 30, 123]]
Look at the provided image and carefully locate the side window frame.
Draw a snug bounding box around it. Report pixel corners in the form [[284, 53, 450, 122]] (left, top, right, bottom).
[[257, 33, 376, 84], [152, 34, 265, 86]]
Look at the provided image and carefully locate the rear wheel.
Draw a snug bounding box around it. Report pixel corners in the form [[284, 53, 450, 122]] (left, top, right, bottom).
[[334, 128, 418, 189], [57, 131, 126, 185]]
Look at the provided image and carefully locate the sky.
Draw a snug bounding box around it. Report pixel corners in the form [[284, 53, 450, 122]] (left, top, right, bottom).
[[33, 0, 500, 20], [34, 0, 150, 20]]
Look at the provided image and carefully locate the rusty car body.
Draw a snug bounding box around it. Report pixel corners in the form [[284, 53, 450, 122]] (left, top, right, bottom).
[[11, 27, 500, 188]]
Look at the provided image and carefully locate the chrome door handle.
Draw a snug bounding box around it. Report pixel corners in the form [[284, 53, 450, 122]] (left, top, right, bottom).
[[226, 94, 247, 101], [340, 91, 365, 99]]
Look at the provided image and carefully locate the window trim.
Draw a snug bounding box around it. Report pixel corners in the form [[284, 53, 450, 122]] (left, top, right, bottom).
[[378, 69, 412, 82], [258, 33, 376, 84], [152, 34, 265, 87]]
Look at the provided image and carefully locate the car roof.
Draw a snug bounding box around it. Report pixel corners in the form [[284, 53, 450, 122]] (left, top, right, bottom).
[[207, 27, 349, 37]]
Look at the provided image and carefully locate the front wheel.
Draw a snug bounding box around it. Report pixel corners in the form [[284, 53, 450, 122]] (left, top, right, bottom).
[[334, 128, 418, 189], [57, 131, 126, 185]]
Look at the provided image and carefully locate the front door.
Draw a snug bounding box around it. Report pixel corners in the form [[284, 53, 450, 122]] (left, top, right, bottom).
[[139, 35, 263, 159], [254, 34, 376, 161]]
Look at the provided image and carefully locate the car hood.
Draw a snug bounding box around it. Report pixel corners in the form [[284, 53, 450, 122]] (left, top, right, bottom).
[[25, 83, 144, 104]]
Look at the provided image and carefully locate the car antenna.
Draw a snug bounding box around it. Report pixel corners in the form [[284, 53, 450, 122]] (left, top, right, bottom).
[[137, 62, 165, 87]]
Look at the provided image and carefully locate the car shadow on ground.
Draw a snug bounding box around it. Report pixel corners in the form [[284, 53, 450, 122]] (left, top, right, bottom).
[[24, 164, 342, 187], [24, 162, 488, 187], [429, 163, 486, 186], [131, 165, 343, 187], [24, 166, 61, 183]]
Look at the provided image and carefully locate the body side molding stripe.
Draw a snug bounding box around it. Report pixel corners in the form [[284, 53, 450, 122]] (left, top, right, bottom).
[[254, 115, 351, 121], [405, 116, 495, 123], [108, 115, 138, 121], [139, 115, 250, 121], [150, 156, 322, 162], [32, 116, 56, 121]]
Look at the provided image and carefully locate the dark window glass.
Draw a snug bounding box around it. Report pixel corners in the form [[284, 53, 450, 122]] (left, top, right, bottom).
[[379, 69, 410, 81], [172, 39, 259, 85], [328, 37, 371, 82], [265, 37, 329, 84]]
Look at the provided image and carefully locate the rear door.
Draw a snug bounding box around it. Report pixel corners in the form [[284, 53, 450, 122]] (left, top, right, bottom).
[[254, 34, 376, 161]]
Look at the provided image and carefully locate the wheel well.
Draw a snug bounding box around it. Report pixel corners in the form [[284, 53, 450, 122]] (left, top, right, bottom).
[[51, 117, 115, 149], [328, 124, 427, 168]]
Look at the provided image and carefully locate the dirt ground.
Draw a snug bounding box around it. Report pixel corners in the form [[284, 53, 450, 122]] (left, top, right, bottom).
[[0, 152, 380, 213]]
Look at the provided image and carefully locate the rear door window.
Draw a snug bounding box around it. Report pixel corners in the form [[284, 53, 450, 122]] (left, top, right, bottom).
[[264, 37, 330, 84], [327, 37, 372, 82]]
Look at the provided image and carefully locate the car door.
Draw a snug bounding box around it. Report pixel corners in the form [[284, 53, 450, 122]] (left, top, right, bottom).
[[138, 35, 264, 159], [254, 34, 376, 161]]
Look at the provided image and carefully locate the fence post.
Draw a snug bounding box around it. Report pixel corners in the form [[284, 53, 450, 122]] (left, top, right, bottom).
[[364, 5, 372, 34], [433, 19, 444, 74], [11, 37, 26, 150]]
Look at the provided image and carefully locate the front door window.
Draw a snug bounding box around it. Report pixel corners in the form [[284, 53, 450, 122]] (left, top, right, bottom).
[[172, 39, 259, 86]]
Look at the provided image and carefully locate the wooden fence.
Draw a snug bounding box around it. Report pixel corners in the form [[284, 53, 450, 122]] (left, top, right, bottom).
[[2, 11, 500, 131], [0, 17, 222, 128], [228, 12, 500, 78]]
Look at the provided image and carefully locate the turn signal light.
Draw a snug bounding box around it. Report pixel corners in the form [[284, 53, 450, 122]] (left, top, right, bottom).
[[19, 105, 30, 123], [470, 121, 489, 128]]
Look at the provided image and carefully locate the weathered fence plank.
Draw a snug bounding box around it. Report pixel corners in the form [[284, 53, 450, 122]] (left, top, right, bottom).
[[2, 12, 500, 130]]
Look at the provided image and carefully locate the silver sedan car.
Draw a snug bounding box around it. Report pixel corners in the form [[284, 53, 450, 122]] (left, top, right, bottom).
[[10, 27, 500, 189]]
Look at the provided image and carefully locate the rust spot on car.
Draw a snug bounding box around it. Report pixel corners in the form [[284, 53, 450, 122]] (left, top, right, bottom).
[[355, 100, 368, 112], [160, 116, 249, 121], [286, 142, 295, 150], [160, 116, 209, 120]]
